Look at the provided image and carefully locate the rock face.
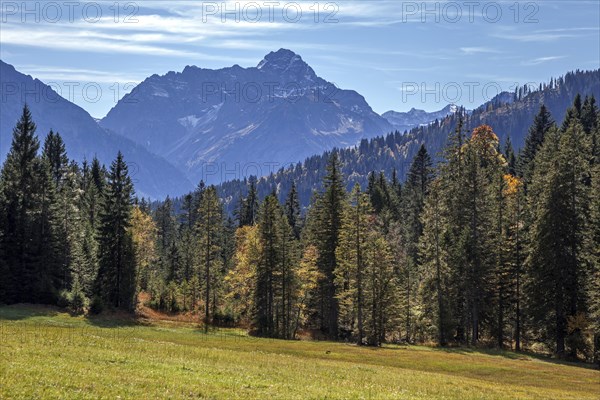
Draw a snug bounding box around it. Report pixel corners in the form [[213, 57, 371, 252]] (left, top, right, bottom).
[[382, 104, 458, 132], [100, 49, 393, 184], [0, 60, 192, 199]]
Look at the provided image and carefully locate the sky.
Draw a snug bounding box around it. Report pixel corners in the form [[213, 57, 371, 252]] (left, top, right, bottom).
[[1, 0, 599, 118]]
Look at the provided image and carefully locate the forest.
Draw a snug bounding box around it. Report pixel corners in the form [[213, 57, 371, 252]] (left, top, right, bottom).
[[1, 94, 599, 364]]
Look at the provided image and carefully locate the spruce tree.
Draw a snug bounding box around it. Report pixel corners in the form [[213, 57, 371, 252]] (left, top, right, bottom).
[[313, 151, 345, 339], [419, 179, 449, 345], [0, 105, 61, 304], [504, 137, 517, 176], [42, 130, 68, 186], [527, 121, 591, 356], [239, 177, 259, 226], [401, 144, 433, 341], [518, 105, 554, 186], [284, 182, 301, 239], [254, 193, 281, 337], [95, 152, 136, 310], [335, 184, 371, 344], [196, 186, 223, 327]]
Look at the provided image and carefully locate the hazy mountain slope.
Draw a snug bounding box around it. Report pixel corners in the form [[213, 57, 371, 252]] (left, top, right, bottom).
[[0, 60, 192, 198]]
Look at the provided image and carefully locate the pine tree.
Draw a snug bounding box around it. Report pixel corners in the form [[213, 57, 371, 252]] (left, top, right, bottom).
[[504, 137, 517, 176], [312, 152, 345, 339], [0, 105, 61, 304], [527, 120, 591, 356], [196, 186, 223, 328], [588, 164, 600, 363], [518, 105, 554, 186], [254, 194, 280, 337], [285, 182, 301, 239], [95, 152, 136, 310], [335, 184, 371, 344], [419, 179, 450, 345], [462, 125, 505, 344], [580, 95, 598, 135], [363, 234, 397, 346], [42, 130, 68, 186], [401, 144, 433, 341], [239, 177, 259, 226]]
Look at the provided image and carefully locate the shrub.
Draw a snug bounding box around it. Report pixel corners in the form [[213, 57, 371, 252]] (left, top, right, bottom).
[[89, 295, 104, 315], [70, 290, 88, 315], [57, 290, 70, 308]]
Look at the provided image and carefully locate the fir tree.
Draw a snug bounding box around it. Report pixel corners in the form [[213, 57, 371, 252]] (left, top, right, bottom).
[[335, 184, 372, 344], [0, 105, 61, 304], [95, 152, 136, 310], [42, 130, 69, 186], [196, 186, 223, 328], [312, 151, 345, 339], [527, 121, 591, 356], [518, 105, 554, 186], [284, 182, 301, 239]]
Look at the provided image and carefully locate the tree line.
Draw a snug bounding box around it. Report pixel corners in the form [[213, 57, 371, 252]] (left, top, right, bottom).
[[0, 96, 599, 363]]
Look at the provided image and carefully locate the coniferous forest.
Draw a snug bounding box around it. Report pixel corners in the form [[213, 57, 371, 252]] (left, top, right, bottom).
[[1, 93, 599, 364]]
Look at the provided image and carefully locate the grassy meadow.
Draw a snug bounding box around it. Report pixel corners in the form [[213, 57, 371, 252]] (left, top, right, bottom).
[[0, 304, 598, 399]]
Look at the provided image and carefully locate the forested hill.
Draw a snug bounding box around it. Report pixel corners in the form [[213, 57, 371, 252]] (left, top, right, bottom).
[[171, 69, 599, 214]]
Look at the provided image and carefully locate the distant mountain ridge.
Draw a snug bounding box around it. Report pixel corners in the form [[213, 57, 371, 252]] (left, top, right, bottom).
[[382, 104, 458, 132], [202, 69, 600, 214], [0, 60, 192, 199], [100, 49, 393, 184]]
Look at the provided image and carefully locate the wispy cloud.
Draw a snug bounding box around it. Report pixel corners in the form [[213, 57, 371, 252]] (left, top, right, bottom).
[[15, 65, 146, 84], [460, 47, 500, 55], [522, 56, 566, 66], [490, 26, 598, 43]]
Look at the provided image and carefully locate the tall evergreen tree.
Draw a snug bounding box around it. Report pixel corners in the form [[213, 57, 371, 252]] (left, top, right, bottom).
[[527, 121, 592, 356], [335, 184, 371, 344], [0, 105, 61, 304], [504, 137, 517, 176], [401, 144, 433, 341], [196, 186, 223, 327], [285, 182, 301, 239], [255, 194, 277, 336], [518, 105, 554, 186], [42, 130, 68, 186], [95, 152, 136, 310], [239, 177, 259, 226], [312, 152, 345, 339]]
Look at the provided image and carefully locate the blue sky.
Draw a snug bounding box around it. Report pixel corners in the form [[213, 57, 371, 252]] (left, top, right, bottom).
[[1, 0, 598, 118]]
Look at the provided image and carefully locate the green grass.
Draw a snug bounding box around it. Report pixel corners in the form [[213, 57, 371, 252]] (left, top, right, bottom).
[[1, 305, 598, 399]]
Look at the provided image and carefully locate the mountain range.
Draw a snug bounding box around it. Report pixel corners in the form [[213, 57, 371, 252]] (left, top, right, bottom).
[[382, 104, 458, 132], [2, 52, 597, 202], [100, 49, 395, 185]]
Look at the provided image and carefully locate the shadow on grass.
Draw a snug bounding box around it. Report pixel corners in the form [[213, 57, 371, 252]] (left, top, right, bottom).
[[84, 314, 141, 328], [0, 303, 60, 320], [0, 304, 143, 329], [437, 346, 598, 370]]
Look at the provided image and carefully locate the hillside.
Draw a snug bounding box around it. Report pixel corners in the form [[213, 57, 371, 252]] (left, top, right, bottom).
[[206, 69, 600, 212]]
